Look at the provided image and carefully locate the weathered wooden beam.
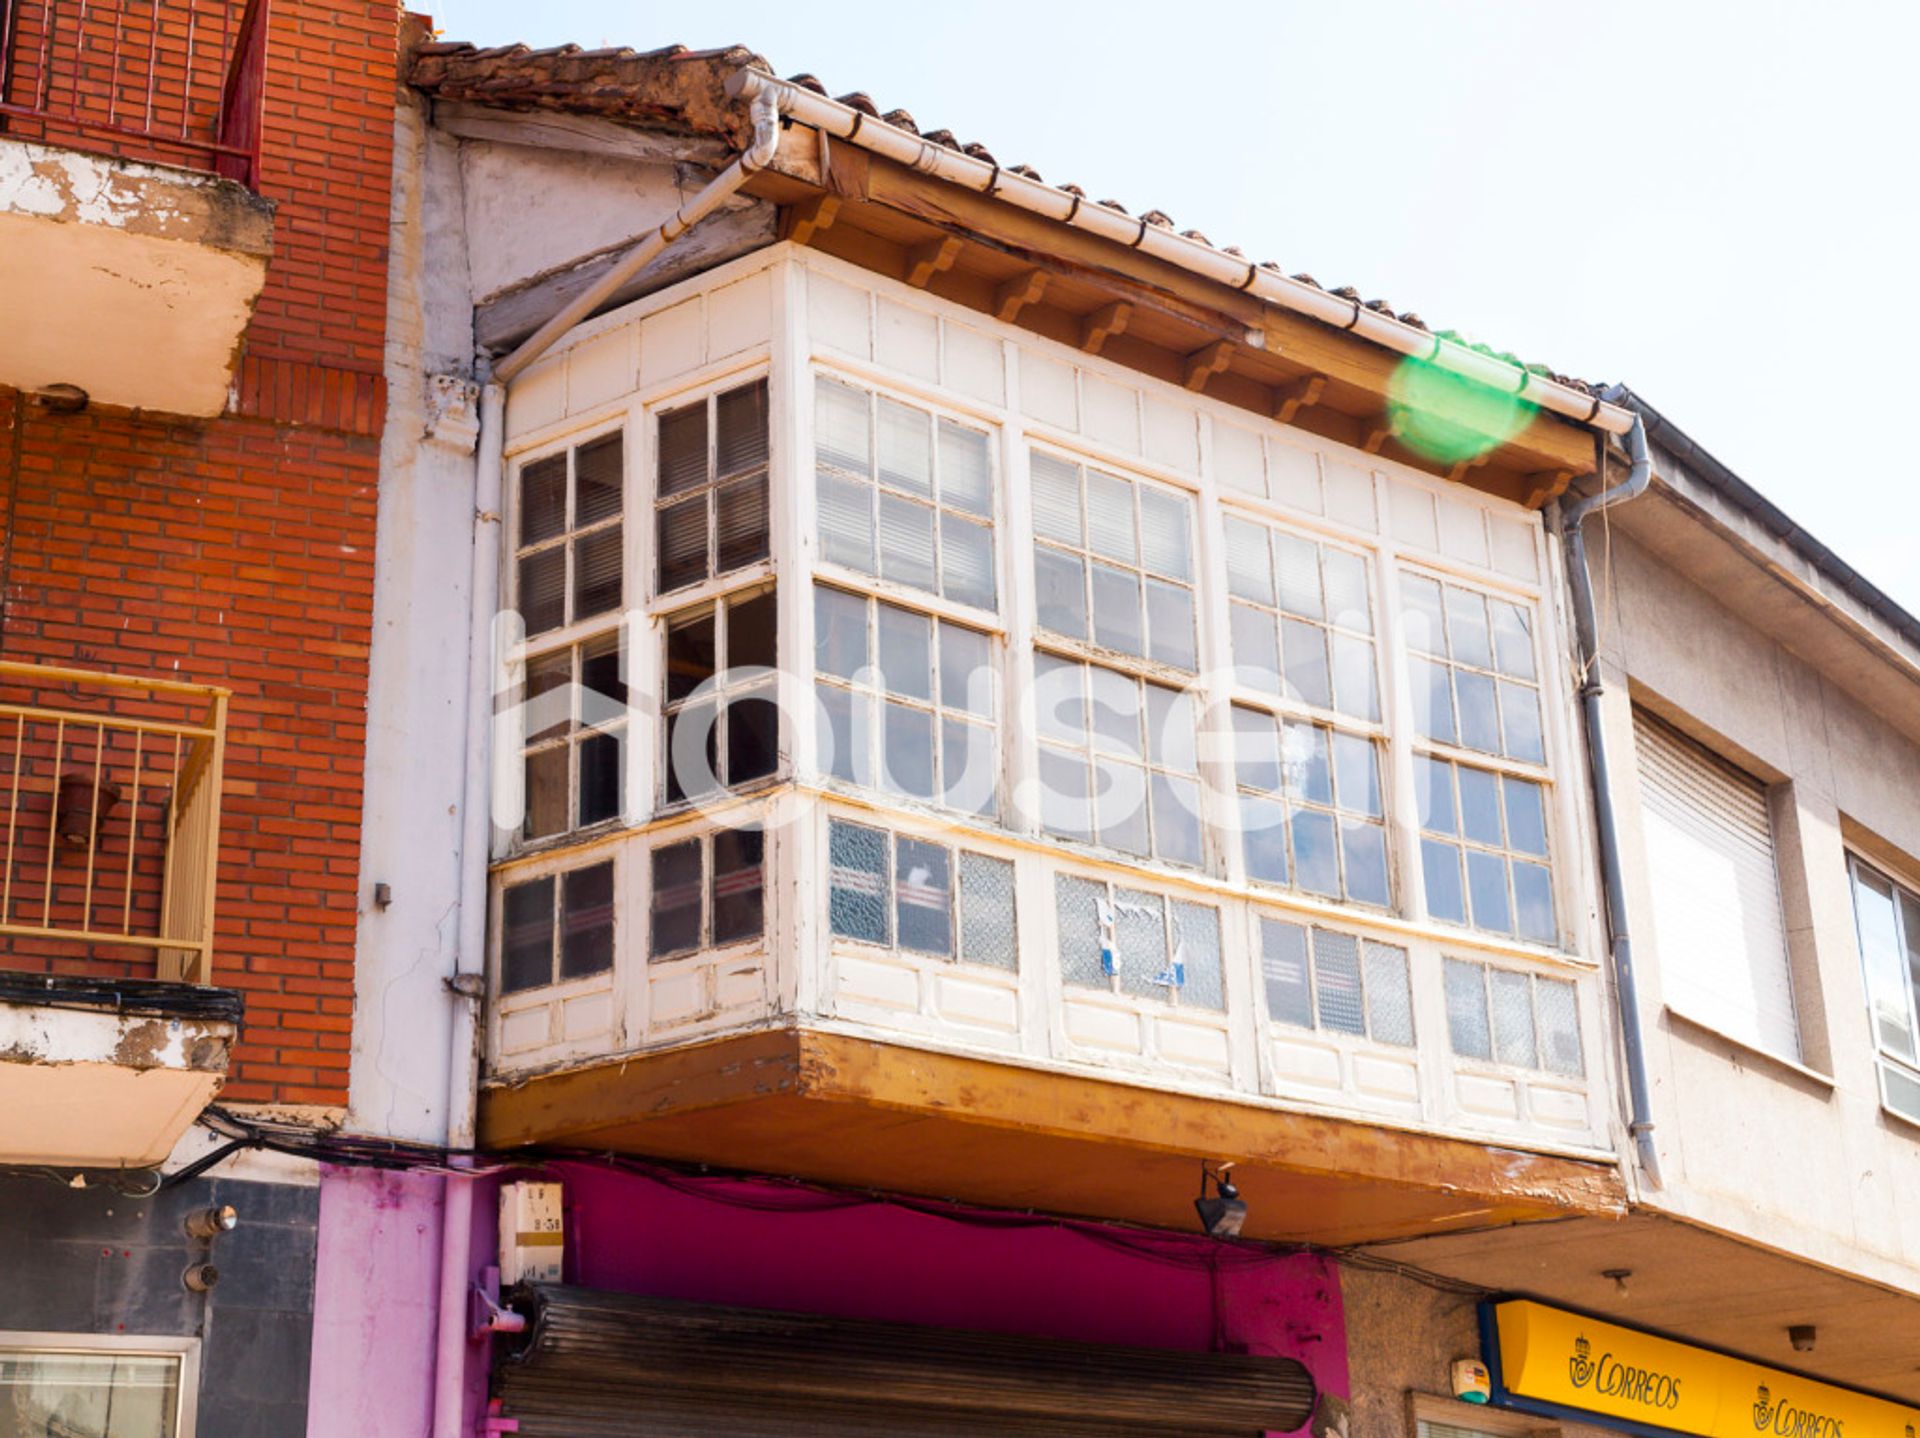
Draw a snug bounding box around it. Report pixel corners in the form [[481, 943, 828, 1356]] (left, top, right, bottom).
[[1363, 418, 1395, 455], [1524, 469, 1575, 509], [1080, 300, 1131, 355], [1183, 340, 1233, 393], [905, 235, 962, 289], [786, 193, 841, 246], [993, 268, 1049, 323], [1272, 373, 1327, 425], [431, 100, 732, 166], [1447, 453, 1492, 484]]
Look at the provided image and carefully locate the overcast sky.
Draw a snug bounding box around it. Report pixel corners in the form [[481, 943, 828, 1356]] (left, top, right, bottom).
[[426, 0, 1920, 613]]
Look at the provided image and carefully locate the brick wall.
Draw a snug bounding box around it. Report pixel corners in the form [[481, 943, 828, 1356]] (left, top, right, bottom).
[[0, 0, 399, 1107]]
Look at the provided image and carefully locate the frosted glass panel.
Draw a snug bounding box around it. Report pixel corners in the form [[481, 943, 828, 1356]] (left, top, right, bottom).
[[958, 852, 1017, 969]]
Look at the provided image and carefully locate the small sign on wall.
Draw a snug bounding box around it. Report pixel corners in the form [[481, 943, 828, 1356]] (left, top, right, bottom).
[[500, 1181, 565, 1286]]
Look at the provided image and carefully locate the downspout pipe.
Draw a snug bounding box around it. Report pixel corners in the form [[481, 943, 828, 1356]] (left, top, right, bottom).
[[1559, 389, 1661, 1186], [429, 83, 786, 1438]]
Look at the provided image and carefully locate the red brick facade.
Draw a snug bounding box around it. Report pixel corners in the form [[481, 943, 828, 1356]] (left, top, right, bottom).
[[0, 0, 398, 1107]]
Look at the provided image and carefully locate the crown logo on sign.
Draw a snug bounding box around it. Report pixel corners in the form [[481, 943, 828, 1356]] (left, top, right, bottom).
[[1753, 1386, 1774, 1430], [1569, 1336, 1595, 1388]]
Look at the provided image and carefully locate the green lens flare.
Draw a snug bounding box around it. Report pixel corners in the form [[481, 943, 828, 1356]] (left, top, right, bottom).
[[1386, 355, 1537, 465]]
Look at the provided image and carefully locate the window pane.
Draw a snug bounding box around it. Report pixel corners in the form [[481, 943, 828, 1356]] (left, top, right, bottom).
[[1284, 722, 1333, 805], [938, 623, 993, 716], [1423, 838, 1467, 923], [1322, 548, 1372, 634], [1500, 681, 1545, 763], [577, 732, 622, 827], [828, 820, 890, 944], [815, 380, 870, 474], [665, 612, 715, 702], [1086, 471, 1138, 563], [1415, 755, 1457, 834], [656, 494, 708, 592], [715, 473, 770, 572], [1095, 758, 1150, 856], [663, 702, 717, 802], [1090, 562, 1145, 656], [1457, 765, 1504, 846], [817, 683, 866, 784], [1331, 634, 1380, 723], [1034, 547, 1089, 639], [895, 837, 953, 956], [818, 471, 876, 573], [1503, 776, 1548, 856], [877, 396, 932, 495], [1234, 705, 1281, 792], [876, 603, 933, 701], [1224, 517, 1273, 604], [581, 635, 627, 719], [1039, 748, 1092, 841], [939, 419, 992, 515], [815, 587, 868, 680], [1114, 887, 1169, 1001], [1445, 585, 1493, 668], [1491, 599, 1536, 679], [1281, 618, 1330, 708], [520, 548, 565, 636], [1456, 668, 1502, 754], [942, 718, 997, 819], [1033, 654, 1085, 744], [1853, 868, 1913, 1061], [524, 650, 571, 743], [878, 493, 938, 592], [1399, 573, 1447, 655], [658, 404, 709, 496], [1536, 977, 1584, 1075], [1030, 451, 1084, 545], [1055, 873, 1106, 988], [1173, 900, 1224, 1010], [1145, 579, 1196, 670], [1231, 604, 1282, 693], [727, 582, 776, 674], [1513, 861, 1557, 943], [521, 454, 568, 545], [1241, 795, 1290, 884], [1332, 733, 1381, 816], [524, 745, 568, 839], [712, 828, 765, 945], [958, 852, 1017, 969], [560, 862, 615, 980], [1466, 850, 1513, 935], [1275, 532, 1323, 619], [1490, 968, 1537, 1067], [1364, 942, 1415, 1046], [1145, 685, 1197, 772], [502, 877, 555, 992], [1408, 656, 1455, 743], [1152, 773, 1203, 867], [1292, 807, 1340, 897], [1139, 487, 1192, 580], [882, 700, 936, 799], [576, 433, 624, 525], [725, 687, 779, 785], [650, 840, 702, 958], [940, 512, 997, 611], [1313, 929, 1365, 1034], [1444, 958, 1492, 1060], [1260, 917, 1313, 1027], [573, 527, 622, 620], [1342, 821, 1391, 907], [1088, 665, 1142, 758], [716, 380, 769, 477]]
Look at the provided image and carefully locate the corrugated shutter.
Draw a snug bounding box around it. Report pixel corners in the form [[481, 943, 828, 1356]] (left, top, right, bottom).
[[1633, 709, 1799, 1059], [1418, 1422, 1505, 1438], [494, 1285, 1317, 1438]]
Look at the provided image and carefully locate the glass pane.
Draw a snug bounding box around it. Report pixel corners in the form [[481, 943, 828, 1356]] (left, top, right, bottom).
[[958, 851, 1017, 969], [1490, 599, 1537, 679], [895, 837, 953, 956], [658, 403, 708, 496], [1230, 604, 1282, 693], [1139, 486, 1192, 580], [1398, 573, 1447, 655], [1342, 821, 1391, 907], [1275, 532, 1323, 619], [1033, 547, 1088, 639], [1094, 758, 1150, 857], [814, 379, 870, 474], [877, 603, 933, 701], [1423, 838, 1467, 923], [939, 624, 993, 716], [1033, 654, 1086, 744], [1029, 451, 1084, 545], [1055, 873, 1106, 988], [1322, 548, 1372, 634], [1536, 976, 1584, 1075], [817, 682, 869, 785], [519, 548, 565, 636], [573, 528, 622, 620], [1224, 517, 1273, 604], [1292, 807, 1340, 897], [1241, 795, 1290, 885], [1145, 685, 1197, 772], [650, 840, 702, 958], [656, 494, 708, 592], [1313, 928, 1365, 1034], [1086, 471, 1138, 563], [1145, 579, 1197, 670], [1500, 681, 1545, 763], [1260, 917, 1313, 1027], [818, 471, 876, 573], [943, 718, 997, 818], [1332, 733, 1381, 816], [1503, 776, 1548, 856], [1466, 850, 1513, 934], [879, 493, 938, 593], [560, 862, 615, 980], [712, 828, 765, 945], [1408, 656, 1455, 743], [1456, 669, 1502, 754], [523, 745, 567, 839], [940, 512, 997, 611], [1513, 861, 1557, 943], [1444, 584, 1493, 668], [1457, 765, 1505, 846], [1363, 942, 1415, 1046], [1331, 634, 1380, 723], [725, 687, 779, 785], [939, 419, 993, 515], [577, 731, 622, 827], [1090, 562, 1145, 657], [1152, 773, 1203, 867], [520, 454, 568, 545], [663, 701, 717, 802], [1853, 867, 1913, 1061], [576, 433, 624, 524], [1039, 749, 1092, 841], [715, 473, 770, 572], [1114, 887, 1170, 1001], [580, 635, 627, 721], [502, 876, 555, 992], [881, 700, 936, 799], [665, 612, 716, 703], [1283, 722, 1332, 804], [1281, 618, 1330, 708], [815, 586, 868, 681], [1173, 900, 1224, 1010], [1490, 969, 1538, 1067], [1415, 755, 1456, 835], [877, 396, 933, 495], [827, 819, 890, 945], [1088, 666, 1142, 757], [524, 650, 571, 743], [0, 1350, 183, 1438], [1444, 958, 1492, 1060], [716, 379, 769, 477]]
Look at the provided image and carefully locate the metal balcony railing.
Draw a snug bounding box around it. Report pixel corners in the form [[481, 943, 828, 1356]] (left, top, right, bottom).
[[0, 661, 228, 984], [0, 0, 269, 187]]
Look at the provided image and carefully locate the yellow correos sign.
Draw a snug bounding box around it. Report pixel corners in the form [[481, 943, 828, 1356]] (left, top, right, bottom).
[[1489, 1300, 1920, 1438]]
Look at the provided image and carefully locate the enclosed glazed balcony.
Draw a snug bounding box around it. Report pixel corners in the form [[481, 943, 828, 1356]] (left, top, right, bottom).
[[0, 661, 237, 1168], [0, 0, 274, 415]]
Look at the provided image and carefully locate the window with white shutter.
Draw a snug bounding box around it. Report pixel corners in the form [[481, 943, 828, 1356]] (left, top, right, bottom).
[[1632, 707, 1799, 1059]]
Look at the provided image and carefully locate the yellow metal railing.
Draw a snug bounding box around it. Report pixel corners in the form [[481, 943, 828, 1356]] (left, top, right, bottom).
[[0, 661, 228, 984]]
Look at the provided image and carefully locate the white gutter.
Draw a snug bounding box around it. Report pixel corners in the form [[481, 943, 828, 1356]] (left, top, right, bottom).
[[729, 71, 1634, 439]]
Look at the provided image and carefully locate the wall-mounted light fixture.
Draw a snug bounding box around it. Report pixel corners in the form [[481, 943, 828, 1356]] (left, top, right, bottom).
[[183, 1205, 238, 1241], [1194, 1162, 1247, 1239]]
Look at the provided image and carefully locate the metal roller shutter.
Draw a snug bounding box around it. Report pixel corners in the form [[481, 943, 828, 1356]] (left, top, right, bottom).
[[494, 1285, 1318, 1438], [1633, 708, 1799, 1059]]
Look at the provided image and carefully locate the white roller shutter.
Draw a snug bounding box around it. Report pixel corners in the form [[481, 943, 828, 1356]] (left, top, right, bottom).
[[1633, 708, 1799, 1059]]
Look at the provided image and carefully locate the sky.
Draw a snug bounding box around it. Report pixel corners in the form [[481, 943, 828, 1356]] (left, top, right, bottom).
[[424, 1, 1920, 613]]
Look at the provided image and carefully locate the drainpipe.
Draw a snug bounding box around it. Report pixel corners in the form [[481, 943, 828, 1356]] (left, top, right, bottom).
[[427, 81, 785, 1438], [1559, 389, 1661, 1187]]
